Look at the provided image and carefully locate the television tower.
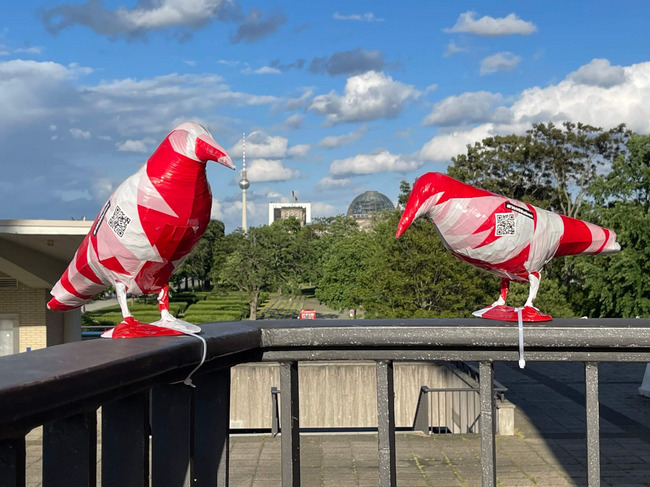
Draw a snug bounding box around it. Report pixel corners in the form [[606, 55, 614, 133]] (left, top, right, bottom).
[[238, 132, 250, 232]]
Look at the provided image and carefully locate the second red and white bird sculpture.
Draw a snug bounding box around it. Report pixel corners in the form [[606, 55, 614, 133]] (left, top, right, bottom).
[[396, 172, 620, 321], [47, 122, 235, 337]]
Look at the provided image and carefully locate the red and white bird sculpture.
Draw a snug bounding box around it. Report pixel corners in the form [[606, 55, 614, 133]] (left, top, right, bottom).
[[396, 172, 620, 321], [48, 122, 235, 337]]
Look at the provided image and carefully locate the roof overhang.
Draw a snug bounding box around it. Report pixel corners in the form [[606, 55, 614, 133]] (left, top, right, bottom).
[[0, 220, 92, 288]]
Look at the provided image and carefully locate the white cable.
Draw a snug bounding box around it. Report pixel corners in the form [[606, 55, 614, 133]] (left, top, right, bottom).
[[516, 307, 526, 369], [169, 330, 207, 388]]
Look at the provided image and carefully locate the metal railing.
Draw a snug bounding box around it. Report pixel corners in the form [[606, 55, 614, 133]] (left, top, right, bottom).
[[412, 386, 481, 434], [1, 318, 650, 486]]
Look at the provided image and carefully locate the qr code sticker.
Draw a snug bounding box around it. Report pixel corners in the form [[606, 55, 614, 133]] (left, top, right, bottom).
[[108, 205, 131, 238], [495, 213, 516, 236]]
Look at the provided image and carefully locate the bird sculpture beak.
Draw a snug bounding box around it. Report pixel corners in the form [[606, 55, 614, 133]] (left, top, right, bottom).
[[396, 172, 436, 238], [395, 207, 415, 238], [195, 135, 236, 170]]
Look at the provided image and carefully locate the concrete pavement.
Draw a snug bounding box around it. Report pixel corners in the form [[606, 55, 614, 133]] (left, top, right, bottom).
[[24, 361, 650, 486]]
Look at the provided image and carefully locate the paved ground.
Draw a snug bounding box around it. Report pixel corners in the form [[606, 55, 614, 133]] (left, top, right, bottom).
[[227, 361, 650, 486], [25, 361, 650, 486]]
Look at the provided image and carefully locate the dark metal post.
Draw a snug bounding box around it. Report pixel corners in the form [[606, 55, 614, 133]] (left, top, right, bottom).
[[43, 411, 97, 487], [585, 362, 601, 486], [151, 384, 192, 487], [192, 369, 231, 487], [0, 437, 25, 487], [102, 392, 149, 487], [376, 360, 396, 487], [412, 386, 429, 433], [479, 361, 496, 486], [271, 387, 280, 437], [280, 361, 300, 487]]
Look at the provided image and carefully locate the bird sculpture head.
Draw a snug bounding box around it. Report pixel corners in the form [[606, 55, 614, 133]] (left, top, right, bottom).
[[166, 122, 235, 169]]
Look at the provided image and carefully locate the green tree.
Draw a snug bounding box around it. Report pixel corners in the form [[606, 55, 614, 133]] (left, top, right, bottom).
[[218, 218, 310, 319], [449, 122, 629, 215], [218, 228, 273, 320], [355, 212, 497, 318], [573, 134, 650, 317], [172, 219, 225, 290], [315, 229, 371, 311]]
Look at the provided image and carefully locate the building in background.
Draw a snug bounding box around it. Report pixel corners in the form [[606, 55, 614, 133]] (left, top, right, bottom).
[[268, 202, 312, 226], [0, 219, 92, 355], [347, 191, 395, 229]]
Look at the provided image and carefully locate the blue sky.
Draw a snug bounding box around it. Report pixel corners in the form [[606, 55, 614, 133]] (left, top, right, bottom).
[[2, 1, 650, 232]]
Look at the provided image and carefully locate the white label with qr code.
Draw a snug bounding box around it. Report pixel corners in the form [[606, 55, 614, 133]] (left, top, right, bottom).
[[108, 205, 132, 238], [495, 213, 516, 236]]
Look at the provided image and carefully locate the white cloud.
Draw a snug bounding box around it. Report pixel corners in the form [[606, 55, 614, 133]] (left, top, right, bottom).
[[230, 131, 308, 159], [14, 46, 43, 55], [423, 91, 508, 126], [69, 128, 91, 139], [318, 125, 367, 149], [444, 11, 537, 37], [443, 41, 468, 57], [285, 89, 313, 110], [420, 125, 496, 162], [243, 65, 282, 75], [312, 201, 336, 215], [333, 12, 383, 22], [330, 150, 421, 176], [211, 198, 224, 220], [287, 144, 310, 157], [40, 0, 241, 38], [284, 113, 303, 129], [480, 52, 521, 75], [247, 159, 300, 182], [420, 60, 650, 162], [116, 139, 151, 152], [229, 131, 287, 158], [309, 71, 419, 125], [567, 58, 626, 88], [315, 176, 351, 190]]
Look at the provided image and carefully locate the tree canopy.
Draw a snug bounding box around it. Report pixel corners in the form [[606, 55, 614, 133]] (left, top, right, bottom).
[[177, 121, 649, 321]]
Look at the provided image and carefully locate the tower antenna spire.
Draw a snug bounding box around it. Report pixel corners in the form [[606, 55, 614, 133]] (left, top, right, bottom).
[[239, 132, 250, 232]]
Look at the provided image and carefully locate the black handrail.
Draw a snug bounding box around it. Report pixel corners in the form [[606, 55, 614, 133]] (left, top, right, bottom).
[[2, 317, 650, 486]]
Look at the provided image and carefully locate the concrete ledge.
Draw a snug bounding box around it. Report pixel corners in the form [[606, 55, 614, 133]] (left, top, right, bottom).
[[496, 399, 516, 436]]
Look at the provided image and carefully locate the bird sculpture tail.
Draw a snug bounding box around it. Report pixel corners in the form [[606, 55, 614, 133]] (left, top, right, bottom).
[[554, 214, 620, 257], [47, 233, 107, 311]]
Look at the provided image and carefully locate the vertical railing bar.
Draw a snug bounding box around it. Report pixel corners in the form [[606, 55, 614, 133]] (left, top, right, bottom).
[[376, 360, 396, 487], [280, 361, 300, 487], [43, 411, 97, 487], [271, 387, 280, 437], [479, 361, 496, 487], [585, 362, 601, 487], [101, 392, 149, 487], [192, 369, 231, 487], [438, 391, 441, 434], [0, 437, 26, 487]]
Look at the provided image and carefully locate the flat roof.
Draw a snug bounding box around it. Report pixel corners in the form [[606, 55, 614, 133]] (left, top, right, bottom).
[[0, 219, 92, 236]]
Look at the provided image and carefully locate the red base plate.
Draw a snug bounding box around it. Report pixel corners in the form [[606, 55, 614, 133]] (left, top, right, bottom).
[[473, 305, 552, 322], [106, 316, 185, 338]]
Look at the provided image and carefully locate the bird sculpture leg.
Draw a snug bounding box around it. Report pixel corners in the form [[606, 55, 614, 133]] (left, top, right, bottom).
[[519, 271, 552, 321], [492, 278, 510, 307], [524, 272, 540, 308], [150, 284, 202, 334], [115, 282, 142, 325]]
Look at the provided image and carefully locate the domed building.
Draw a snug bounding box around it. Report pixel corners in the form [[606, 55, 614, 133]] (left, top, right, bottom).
[[347, 191, 395, 228]]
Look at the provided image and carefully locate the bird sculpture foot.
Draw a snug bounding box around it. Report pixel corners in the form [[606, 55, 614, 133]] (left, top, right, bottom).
[[150, 314, 202, 335], [101, 316, 186, 338], [473, 305, 552, 322]]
